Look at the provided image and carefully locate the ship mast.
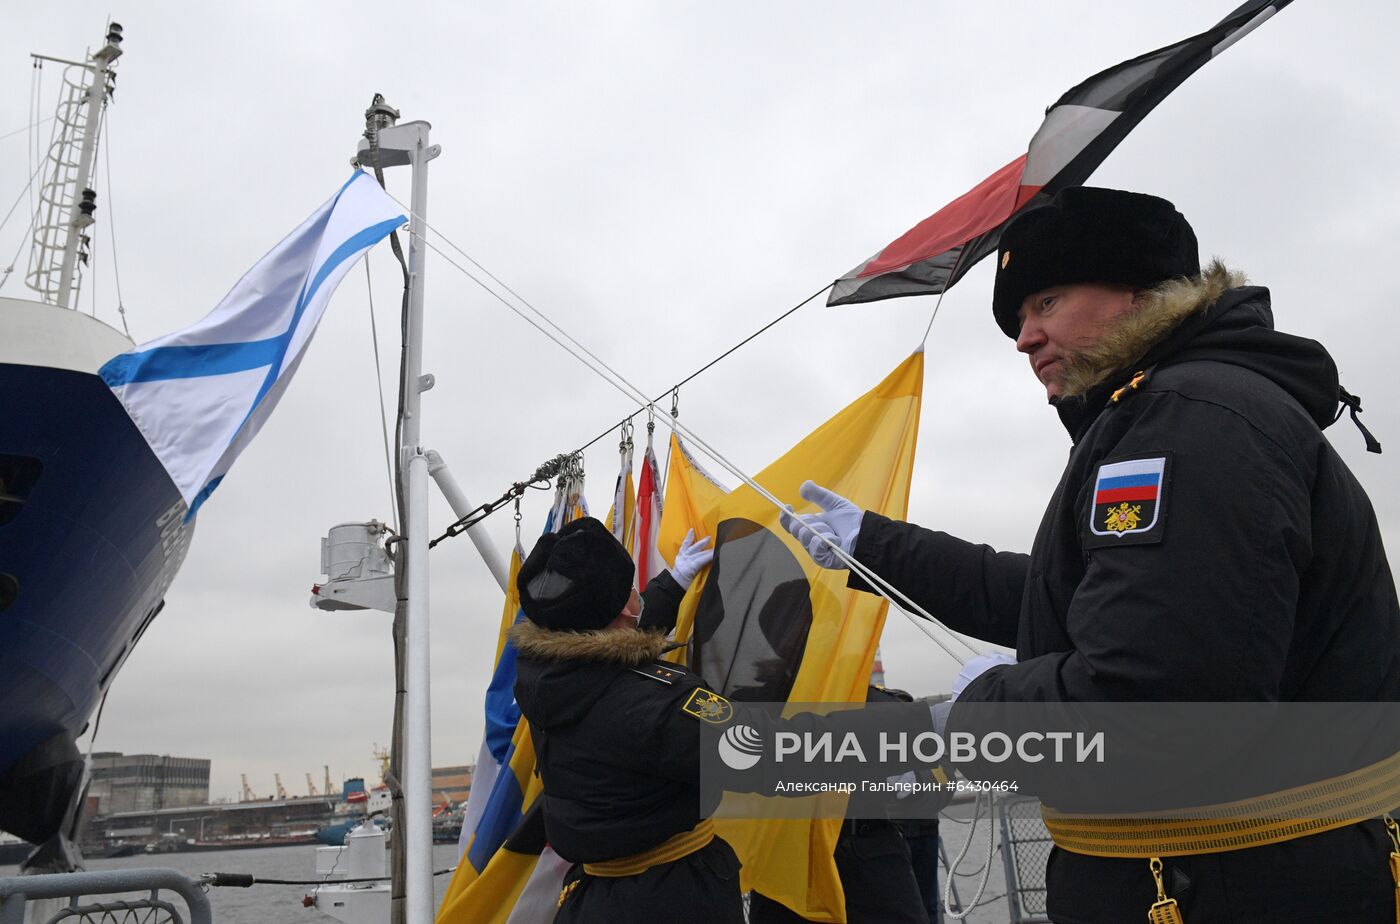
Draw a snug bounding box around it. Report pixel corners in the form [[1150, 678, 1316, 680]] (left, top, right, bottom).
[[355, 100, 440, 924], [27, 23, 124, 310]]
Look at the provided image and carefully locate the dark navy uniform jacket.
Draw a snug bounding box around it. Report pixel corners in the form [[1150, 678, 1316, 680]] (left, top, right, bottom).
[[850, 286, 1400, 923], [511, 571, 725, 863]]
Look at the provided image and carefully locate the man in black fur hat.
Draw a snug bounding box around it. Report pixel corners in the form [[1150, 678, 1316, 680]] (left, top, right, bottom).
[[784, 187, 1400, 923], [510, 517, 746, 923]]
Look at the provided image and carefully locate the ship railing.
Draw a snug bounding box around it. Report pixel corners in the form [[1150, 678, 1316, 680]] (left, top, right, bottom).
[[997, 795, 1054, 924], [0, 868, 212, 924]]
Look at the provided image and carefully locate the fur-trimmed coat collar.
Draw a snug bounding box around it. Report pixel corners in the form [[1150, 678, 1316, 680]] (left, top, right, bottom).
[[1050, 259, 1345, 443], [1058, 260, 1247, 398], [509, 620, 669, 667]]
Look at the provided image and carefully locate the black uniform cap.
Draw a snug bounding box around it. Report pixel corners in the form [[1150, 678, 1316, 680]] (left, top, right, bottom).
[[517, 517, 635, 632], [992, 187, 1200, 338]]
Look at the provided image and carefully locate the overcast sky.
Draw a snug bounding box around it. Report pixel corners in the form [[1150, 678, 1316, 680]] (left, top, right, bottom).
[[4, 2, 1396, 803]]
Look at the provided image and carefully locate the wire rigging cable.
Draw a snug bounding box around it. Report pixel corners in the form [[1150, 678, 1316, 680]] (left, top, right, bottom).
[[87, 105, 108, 319], [0, 205, 41, 294], [0, 158, 49, 294], [102, 107, 131, 338], [920, 246, 968, 347], [29, 61, 41, 225], [389, 200, 982, 662], [382, 187, 833, 440], [0, 115, 54, 143], [0, 159, 48, 239], [364, 259, 399, 533]]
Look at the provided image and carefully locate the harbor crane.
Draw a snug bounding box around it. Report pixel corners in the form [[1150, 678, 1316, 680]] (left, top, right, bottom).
[[372, 743, 390, 784], [240, 774, 257, 802], [306, 772, 319, 797], [274, 773, 288, 800]]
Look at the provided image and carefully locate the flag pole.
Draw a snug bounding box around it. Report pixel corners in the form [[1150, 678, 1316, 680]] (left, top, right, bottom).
[[357, 106, 442, 923]]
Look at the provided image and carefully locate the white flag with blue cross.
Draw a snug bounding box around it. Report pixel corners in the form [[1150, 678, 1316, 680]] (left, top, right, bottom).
[[100, 171, 406, 516]]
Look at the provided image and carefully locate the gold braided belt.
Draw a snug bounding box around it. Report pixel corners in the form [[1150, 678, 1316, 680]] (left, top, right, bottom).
[[1042, 749, 1400, 858], [581, 819, 715, 877]]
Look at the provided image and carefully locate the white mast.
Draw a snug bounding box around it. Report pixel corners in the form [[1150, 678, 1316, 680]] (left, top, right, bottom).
[[26, 23, 124, 309], [356, 102, 441, 924]]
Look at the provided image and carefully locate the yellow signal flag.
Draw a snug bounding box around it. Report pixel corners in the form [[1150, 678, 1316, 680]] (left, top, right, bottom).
[[683, 350, 924, 922], [490, 544, 523, 667], [656, 431, 729, 660], [658, 431, 728, 564]]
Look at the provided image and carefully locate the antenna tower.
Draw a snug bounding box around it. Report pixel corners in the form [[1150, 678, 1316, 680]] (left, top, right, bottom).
[[26, 23, 124, 309]]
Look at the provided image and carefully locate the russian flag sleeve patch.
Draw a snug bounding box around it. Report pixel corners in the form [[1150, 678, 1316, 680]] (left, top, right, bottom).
[[1084, 454, 1169, 549]]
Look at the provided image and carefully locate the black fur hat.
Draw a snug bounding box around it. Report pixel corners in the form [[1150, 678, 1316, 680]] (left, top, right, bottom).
[[992, 187, 1200, 338], [517, 517, 635, 631]]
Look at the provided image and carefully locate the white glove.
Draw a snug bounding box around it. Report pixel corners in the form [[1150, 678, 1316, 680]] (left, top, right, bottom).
[[951, 652, 1016, 701], [670, 529, 714, 590], [780, 481, 865, 569]]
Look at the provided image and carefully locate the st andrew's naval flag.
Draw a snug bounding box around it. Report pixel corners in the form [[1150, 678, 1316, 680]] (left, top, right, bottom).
[[100, 171, 406, 515], [829, 0, 1293, 306]]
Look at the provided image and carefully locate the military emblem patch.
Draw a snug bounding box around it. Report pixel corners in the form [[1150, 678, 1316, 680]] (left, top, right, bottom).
[[1085, 455, 1169, 549], [681, 688, 734, 725]]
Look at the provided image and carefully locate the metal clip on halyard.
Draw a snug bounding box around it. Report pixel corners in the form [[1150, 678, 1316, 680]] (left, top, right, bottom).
[[428, 452, 574, 548]]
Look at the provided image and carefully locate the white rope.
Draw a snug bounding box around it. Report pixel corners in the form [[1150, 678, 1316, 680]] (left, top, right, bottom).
[[659, 412, 983, 662], [391, 198, 984, 664], [942, 790, 998, 919], [410, 231, 980, 662]]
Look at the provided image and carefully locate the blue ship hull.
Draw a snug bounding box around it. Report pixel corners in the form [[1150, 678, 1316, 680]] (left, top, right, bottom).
[[0, 361, 193, 843]]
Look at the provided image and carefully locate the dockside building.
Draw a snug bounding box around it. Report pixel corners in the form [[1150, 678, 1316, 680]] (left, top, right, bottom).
[[88, 752, 211, 814]]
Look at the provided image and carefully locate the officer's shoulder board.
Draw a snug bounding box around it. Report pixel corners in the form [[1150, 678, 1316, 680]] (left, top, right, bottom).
[[679, 688, 734, 725], [631, 661, 688, 685], [1083, 452, 1171, 550]]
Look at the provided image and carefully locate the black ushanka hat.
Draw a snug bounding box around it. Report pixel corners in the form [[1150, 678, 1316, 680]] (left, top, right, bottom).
[[992, 187, 1200, 338], [517, 517, 635, 632]]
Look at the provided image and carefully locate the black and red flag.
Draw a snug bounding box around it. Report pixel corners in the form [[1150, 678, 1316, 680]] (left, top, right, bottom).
[[828, 1, 1295, 307]]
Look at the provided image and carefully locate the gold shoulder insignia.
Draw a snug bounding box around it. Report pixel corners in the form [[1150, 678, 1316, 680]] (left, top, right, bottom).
[[681, 688, 734, 725], [633, 663, 686, 685]]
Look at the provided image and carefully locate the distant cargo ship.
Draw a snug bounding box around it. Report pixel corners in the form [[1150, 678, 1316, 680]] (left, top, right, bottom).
[[314, 777, 392, 846]]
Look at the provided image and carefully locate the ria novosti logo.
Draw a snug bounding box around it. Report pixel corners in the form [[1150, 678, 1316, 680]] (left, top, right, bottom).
[[717, 724, 764, 770]]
